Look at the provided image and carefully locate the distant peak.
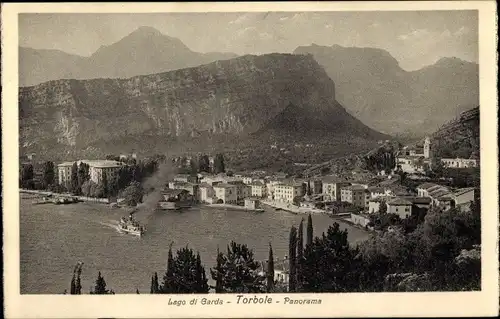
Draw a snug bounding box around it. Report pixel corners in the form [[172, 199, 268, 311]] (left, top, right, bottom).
[[434, 56, 475, 66], [132, 26, 163, 35]]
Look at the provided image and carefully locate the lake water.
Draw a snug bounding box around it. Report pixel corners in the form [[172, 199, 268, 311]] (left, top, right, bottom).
[[20, 197, 371, 294]]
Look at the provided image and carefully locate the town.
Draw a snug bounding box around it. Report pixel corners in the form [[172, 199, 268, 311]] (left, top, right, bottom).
[[20, 134, 479, 234]]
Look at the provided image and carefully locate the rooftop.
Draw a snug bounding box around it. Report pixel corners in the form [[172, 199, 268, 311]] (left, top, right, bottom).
[[213, 183, 237, 189], [417, 182, 438, 190], [58, 159, 123, 168], [344, 185, 367, 191], [453, 187, 475, 197], [388, 198, 413, 206]]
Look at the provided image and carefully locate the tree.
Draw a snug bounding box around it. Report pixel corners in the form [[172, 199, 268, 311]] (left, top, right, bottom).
[[292, 196, 301, 206], [160, 246, 208, 294], [93, 271, 109, 294], [161, 244, 175, 293], [288, 226, 297, 292], [121, 181, 144, 206], [379, 200, 387, 214], [189, 160, 198, 176], [81, 180, 92, 197], [306, 214, 313, 247], [214, 247, 223, 293], [198, 155, 210, 173], [302, 223, 354, 292], [101, 171, 109, 198], [106, 170, 119, 198], [210, 241, 265, 293], [70, 262, 83, 295], [267, 243, 275, 293], [306, 181, 312, 196], [20, 163, 34, 189], [151, 272, 160, 294], [42, 161, 55, 188], [70, 162, 79, 195], [77, 162, 90, 190], [214, 153, 226, 174], [297, 219, 304, 291]]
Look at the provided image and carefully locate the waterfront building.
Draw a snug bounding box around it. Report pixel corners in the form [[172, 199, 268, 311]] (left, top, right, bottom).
[[228, 181, 252, 202], [341, 185, 370, 208], [322, 177, 351, 202], [244, 198, 261, 210], [274, 182, 304, 203], [250, 182, 267, 198], [213, 183, 237, 204], [168, 181, 200, 201], [198, 183, 216, 203], [57, 160, 124, 186]]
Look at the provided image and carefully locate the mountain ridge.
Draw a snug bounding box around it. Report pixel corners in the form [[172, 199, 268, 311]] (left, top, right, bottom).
[[19, 27, 239, 86], [19, 53, 388, 160], [293, 44, 479, 136]]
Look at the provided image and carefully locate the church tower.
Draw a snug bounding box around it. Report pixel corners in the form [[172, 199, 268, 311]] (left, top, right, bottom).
[[424, 136, 432, 159]]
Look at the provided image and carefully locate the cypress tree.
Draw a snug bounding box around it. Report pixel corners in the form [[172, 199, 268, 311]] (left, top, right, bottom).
[[70, 162, 79, 195], [75, 263, 83, 295], [70, 274, 76, 295], [154, 272, 159, 292], [195, 253, 203, 292], [289, 226, 297, 292], [267, 243, 275, 293], [150, 275, 155, 294], [306, 214, 313, 247], [151, 272, 159, 293], [161, 243, 174, 293], [101, 172, 108, 198], [214, 247, 223, 293], [297, 219, 304, 291]]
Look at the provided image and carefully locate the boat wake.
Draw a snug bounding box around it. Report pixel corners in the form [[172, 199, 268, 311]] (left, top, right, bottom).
[[97, 220, 123, 234]]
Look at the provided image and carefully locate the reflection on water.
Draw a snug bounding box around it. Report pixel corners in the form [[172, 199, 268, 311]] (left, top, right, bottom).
[[20, 198, 371, 294]]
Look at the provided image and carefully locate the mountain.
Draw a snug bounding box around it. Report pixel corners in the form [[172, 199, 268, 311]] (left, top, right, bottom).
[[430, 107, 479, 159], [19, 53, 387, 160], [19, 26, 238, 86], [293, 44, 479, 136], [19, 47, 86, 87]]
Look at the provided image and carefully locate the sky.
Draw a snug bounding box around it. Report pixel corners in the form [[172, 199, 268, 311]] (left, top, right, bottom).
[[18, 11, 478, 71]]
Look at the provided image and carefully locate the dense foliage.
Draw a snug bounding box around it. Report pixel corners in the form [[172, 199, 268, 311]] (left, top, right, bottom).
[[210, 241, 266, 293]]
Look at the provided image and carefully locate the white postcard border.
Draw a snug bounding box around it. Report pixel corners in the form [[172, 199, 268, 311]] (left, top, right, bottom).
[[2, 1, 498, 318]]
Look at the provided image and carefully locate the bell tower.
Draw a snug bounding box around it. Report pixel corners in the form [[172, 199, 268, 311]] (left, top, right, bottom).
[[424, 136, 432, 159]]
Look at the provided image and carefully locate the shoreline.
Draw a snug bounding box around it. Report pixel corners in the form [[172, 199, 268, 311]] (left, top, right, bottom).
[[204, 203, 265, 212]]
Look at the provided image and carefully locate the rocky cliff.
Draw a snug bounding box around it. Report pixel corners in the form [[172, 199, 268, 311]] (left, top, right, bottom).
[[19, 53, 386, 158], [430, 107, 479, 159], [294, 44, 479, 136]]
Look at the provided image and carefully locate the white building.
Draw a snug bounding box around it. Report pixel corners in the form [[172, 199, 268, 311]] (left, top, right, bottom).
[[58, 160, 124, 186], [441, 158, 478, 168], [250, 182, 267, 198], [198, 183, 215, 203], [274, 182, 304, 203]]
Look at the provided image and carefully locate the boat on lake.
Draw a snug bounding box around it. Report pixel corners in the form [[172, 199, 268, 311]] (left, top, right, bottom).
[[118, 214, 145, 237]]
